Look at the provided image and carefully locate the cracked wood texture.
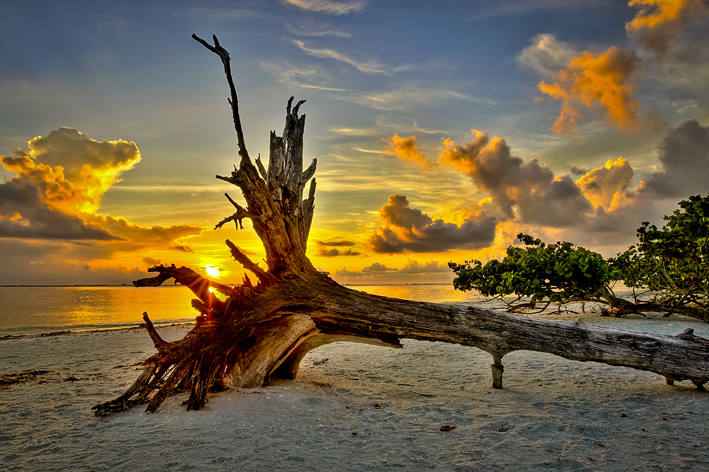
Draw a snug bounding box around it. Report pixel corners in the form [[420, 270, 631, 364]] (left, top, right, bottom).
[[93, 35, 709, 416]]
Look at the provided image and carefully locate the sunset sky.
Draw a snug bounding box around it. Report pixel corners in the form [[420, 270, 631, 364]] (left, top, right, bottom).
[[1, 0, 708, 286]]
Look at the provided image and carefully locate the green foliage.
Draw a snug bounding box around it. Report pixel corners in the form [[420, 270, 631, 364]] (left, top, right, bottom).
[[449, 233, 614, 307], [609, 194, 709, 306]]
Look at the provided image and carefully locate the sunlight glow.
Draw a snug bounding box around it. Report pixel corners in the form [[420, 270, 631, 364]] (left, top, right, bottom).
[[205, 265, 220, 277]]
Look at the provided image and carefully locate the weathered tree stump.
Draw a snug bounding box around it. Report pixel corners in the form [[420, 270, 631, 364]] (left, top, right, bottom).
[[93, 35, 709, 416]]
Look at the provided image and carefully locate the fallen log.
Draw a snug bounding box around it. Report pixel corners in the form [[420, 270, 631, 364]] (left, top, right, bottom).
[[93, 35, 709, 416]]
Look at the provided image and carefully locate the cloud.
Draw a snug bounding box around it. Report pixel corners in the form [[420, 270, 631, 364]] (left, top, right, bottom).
[[169, 243, 194, 252], [575, 157, 635, 208], [0, 128, 203, 248], [546, 120, 709, 251], [332, 262, 392, 278], [384, 121, 708, 255], [143, 257, 161, 267], [366, 195, 497, 253], [398, 259, 452, 274], [360, 262, 391, 273], [260, 61, 347, 92], [570, 166, 590, 175], [384, 135, 432, 169], [517, 34, 579, 79], [332, 259, 454, 284], [2, 127, 141, 214], [639, 119, 709, 197], [386, 132, 593, 227], [316, 238, 357, 247], [521, 4, 705, 136], [0, 177, 118, 240], [284, 22, 351, 37], [466, 0, 610, 21], [539, 46, 641, 133], [438, 132, 592, 226], [314, 238, 361, 257], [317, 248, 360, 257], [87, 214, 202, 250], [0, 128, 143, 240], [287, 38, 391, 75], [335, 86, 485, 110], [626, 0, 709, 54], [280, 0, 365, 15]]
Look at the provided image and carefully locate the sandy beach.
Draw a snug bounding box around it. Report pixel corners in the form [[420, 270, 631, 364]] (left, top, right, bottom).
[[2, 307, 709, 471]]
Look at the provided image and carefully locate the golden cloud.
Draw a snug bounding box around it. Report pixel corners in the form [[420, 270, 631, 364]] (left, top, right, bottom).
[[385, 130, 593, 228], [439, 133, 592, 227], [539, 46, 640, 133], [3, 128, 142, 215], [438, 130, 491, 175], [575, 157, 634, 209], [384, 134, 434, 169], [366, 194, 496, 253], [626, 0, 709, 53], [0, 128, 203, 248], [383, 118, 708, 256]]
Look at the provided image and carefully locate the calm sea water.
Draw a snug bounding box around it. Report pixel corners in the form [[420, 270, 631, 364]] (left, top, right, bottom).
[[0, 284, 472, 336]]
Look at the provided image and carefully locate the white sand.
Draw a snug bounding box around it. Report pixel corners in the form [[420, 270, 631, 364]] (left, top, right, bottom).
[[2, 308, 709, 471]]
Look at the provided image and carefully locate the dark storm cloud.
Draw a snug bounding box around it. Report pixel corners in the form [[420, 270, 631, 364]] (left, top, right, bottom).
[[515, 175, 591, 227], [640, 120, 709, 197]]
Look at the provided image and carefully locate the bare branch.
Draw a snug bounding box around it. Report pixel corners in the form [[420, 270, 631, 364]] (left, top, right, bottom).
[[307, 178, 317, 201], [255, 155, 268, 181], [215, 213, 243, 231], [142, 312, 168, 349], [293, 99, 306, 116], [192, 33, 251, 164], [225, 239, 277, 284], [243, 274, 253, 288], [134, 265, 226, 311], [215, 193, 251, 230], [301, 158, 317, 185], [216, 174, 238, 186]]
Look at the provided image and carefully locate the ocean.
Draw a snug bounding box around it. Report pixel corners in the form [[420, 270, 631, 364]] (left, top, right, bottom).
[[0, 284, 473, 337]]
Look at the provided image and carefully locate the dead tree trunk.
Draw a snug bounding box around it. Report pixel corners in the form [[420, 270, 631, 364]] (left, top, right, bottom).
[[93, 35, 709, 416]]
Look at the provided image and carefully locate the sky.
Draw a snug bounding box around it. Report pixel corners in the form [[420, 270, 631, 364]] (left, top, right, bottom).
[[1, 0, 708, 286]]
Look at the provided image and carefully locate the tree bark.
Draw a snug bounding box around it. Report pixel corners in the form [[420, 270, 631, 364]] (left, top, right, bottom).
[[93, 35, 709, 416]]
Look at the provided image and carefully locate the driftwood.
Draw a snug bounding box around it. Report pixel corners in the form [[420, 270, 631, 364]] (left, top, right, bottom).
[[93, 35, 709, 416], [602, 289, 709, 323]]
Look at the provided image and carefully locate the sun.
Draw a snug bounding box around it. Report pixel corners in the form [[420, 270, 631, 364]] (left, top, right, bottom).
[[205, 264, 220, 277]]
